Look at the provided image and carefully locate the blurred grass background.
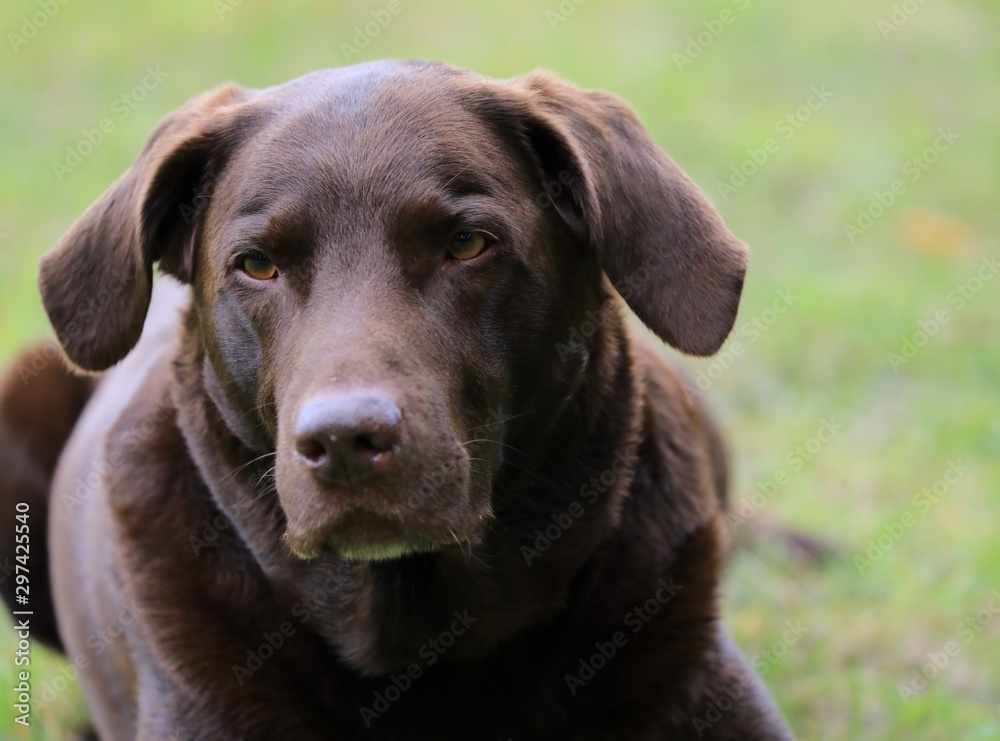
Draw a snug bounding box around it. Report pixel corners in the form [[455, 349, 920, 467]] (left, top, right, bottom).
[[1, 0, 998, 738]]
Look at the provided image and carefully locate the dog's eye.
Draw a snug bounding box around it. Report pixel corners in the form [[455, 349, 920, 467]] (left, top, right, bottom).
[[241, 252, 278, 281], [447, 231, 490, 261]]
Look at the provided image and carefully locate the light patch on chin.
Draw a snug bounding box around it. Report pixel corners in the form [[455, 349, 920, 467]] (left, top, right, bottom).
[[284, 528, 445, 562], [336, 542, 424, 562]]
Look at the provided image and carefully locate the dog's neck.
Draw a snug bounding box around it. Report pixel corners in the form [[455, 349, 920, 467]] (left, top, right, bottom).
[[172, 297, 647, 675]]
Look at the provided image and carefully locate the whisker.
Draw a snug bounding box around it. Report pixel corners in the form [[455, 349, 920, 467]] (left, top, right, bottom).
[[224, 451, 277, 484]]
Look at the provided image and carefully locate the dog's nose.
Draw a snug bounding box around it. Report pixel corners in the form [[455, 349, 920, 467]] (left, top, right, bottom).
[[293, 391, 402, 483]]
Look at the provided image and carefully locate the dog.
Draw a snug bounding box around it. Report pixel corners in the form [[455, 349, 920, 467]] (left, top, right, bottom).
[[0, 60, 792, 739]]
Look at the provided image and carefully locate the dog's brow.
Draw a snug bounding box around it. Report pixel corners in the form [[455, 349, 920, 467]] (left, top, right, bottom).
[[428, 150, 514, 199], [236, 198, 271, 218], [223, 206, 314, 252]]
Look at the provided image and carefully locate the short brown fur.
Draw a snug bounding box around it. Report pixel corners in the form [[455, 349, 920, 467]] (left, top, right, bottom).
[[0, 61, 790, 740]]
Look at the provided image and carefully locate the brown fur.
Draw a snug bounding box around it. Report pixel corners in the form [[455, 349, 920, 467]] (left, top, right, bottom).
[[1, 61, 790, 739]]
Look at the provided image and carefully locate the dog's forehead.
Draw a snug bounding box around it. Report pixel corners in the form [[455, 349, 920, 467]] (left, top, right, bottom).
[[260, 59, 472, 108], [226, 61, 517, 202]]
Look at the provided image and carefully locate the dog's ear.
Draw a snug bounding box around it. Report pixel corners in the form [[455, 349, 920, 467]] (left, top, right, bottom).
[[503, 71, 747, 356], [38, 84, 253, 373]]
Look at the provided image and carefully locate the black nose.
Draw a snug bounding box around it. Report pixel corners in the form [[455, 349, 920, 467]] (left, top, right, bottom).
[[293, 391, 402, 484]]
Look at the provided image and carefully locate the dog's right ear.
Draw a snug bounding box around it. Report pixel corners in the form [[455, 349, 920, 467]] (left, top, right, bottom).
[[38, 84, 253, 373]]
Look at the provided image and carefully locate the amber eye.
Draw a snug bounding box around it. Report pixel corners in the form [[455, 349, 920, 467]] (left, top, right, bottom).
[[241, 252, 278, 281], [447, 231, 490, 261]]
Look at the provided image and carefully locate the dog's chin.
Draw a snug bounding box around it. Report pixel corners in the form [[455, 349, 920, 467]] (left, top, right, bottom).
[[332, 540, 441, 563], [284, 512, 458, 562]]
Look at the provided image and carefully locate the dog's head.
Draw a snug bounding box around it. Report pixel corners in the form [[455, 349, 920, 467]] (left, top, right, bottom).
[[39, 61, 746, 563]]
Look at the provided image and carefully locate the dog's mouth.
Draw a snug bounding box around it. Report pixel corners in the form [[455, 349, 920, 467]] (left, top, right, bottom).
[[285, 510, 458, 562]]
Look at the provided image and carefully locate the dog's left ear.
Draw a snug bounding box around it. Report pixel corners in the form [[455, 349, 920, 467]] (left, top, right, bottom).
[[499, 71, 747, 356], [38, 84, 254, 373]]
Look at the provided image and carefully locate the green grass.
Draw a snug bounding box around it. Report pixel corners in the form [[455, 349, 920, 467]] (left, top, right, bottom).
[[1, 0, 998, 738]]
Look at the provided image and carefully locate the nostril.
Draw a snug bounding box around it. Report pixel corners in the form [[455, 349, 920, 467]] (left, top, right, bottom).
[[354, 435, 377, 456], [295, 437, 329, 467], [353, 433, 395, 462]]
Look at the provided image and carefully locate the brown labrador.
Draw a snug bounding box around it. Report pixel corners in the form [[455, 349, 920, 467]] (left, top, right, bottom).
[[0, 61, 792, 740]]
